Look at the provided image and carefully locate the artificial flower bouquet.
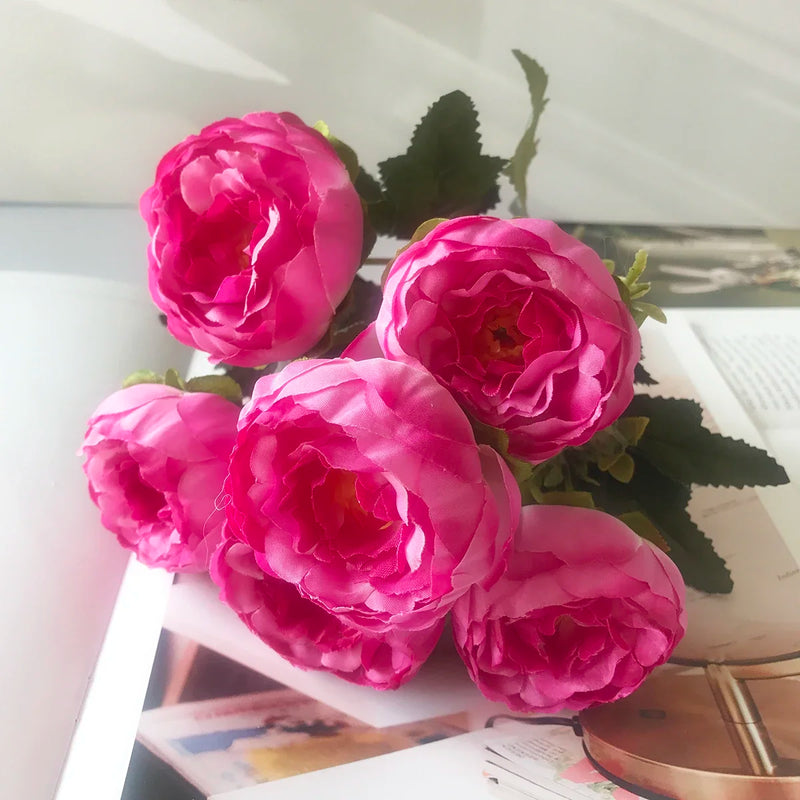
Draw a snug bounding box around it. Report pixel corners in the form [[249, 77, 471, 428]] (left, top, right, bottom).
[[81, 52, 788, 713]]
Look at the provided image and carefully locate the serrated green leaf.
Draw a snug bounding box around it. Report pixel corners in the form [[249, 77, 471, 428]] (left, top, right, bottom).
[[624, 249, 648, 286], [349, 168, 382, 262], [122, 369, 161, 388], [583, 458, 733, 593], [377, 90, 506, 238], [185, 375, 243, 405], [505, 50, 549, 216], [614, 250, 666, 327], [634, 361, 657, 385], [354, 168, 384, 204], [627, 395, 789, 488]]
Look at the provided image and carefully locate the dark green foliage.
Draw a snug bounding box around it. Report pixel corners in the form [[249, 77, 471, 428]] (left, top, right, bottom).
[[363, 91, 505, 239], [627, 395, 789, 488]]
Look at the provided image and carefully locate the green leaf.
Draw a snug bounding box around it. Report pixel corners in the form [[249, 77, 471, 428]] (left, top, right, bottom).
[[468, 416, 535, 488], [633, 300, 667, 325], [539, 490, 595, 509], [634, 361, 657, 385], [163, 368, 185, 390], [124, 368, 188, 390], [623, 249, 648, 286], [505, 50, 549, 216], [347, 168, 383, 263], [354, 168, 383, 204], [219, 363, 276, 398], [185, 375, 243, 405], [613, 250, 666, 327], [613, 275, 631, 306], [303, 275, 384, 359], [608, 452, 635, 483], [618, 511, 670, 553], [627, 395, 789, 488], [408, 217, 448, 245], [470, 416, 511, 454], [377, 90, 506, 238], [616, 416, 649, 447], [122, 369, 161, 388], [542, 460, 564, 488], [583, 459, 733, 593]]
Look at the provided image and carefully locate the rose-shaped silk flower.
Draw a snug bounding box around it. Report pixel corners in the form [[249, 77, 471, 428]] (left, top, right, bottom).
[[224, 357, 520, 633], [81, 384, 239, 571], [212, 536, 444, 689], [142, 112, 363, 367], [452, 504, 686, 713], [375, 216, 640, 463]]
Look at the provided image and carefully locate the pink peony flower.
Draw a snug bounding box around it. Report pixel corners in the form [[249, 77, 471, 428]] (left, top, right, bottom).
[[224, 357, 520, 633], [375, 216, 640, 463], [141, 112, 363, 367], [212, 535, 444, 689], [452, 504, 686, 713], [81, 384, 239, 571]]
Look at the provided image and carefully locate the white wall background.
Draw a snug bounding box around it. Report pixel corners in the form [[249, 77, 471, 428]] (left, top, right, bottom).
[[4, 0, 800, 227]]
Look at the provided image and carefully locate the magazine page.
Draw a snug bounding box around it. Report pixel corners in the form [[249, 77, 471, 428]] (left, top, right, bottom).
[[575, 224, 800, 309], [208, 721, 644, 800], [638, 320, 800, 663], [683, 307, 800, 487], [690, 309, 800, 429], [118, 318, 800, 800], [118, 636, 487, 799], [1, 272, 191, 800], [137, 687, 470, 797]]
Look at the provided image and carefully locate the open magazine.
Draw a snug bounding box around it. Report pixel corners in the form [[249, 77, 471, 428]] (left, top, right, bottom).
[[136, 688, 469, 796], [45, 223, 800, 800], [113, 308, 800, 800]]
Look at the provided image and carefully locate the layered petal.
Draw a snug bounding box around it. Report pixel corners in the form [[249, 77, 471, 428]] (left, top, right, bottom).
[[81, 384, 239, 571], [452, 504, 686, 712], [224, 358, 520, 632], [142, 112, 363, 366], [375, 217, 640, 462], [212, 535, 445, 689]]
